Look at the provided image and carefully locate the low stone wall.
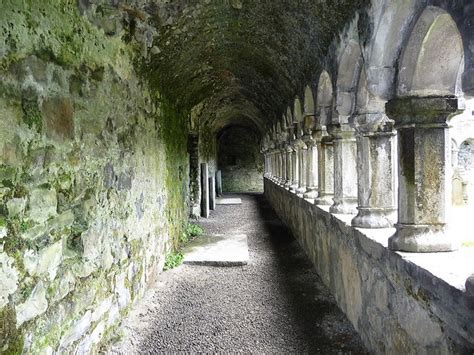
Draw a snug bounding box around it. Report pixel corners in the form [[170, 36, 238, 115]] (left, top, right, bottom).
[[264, 178, 474, 353]]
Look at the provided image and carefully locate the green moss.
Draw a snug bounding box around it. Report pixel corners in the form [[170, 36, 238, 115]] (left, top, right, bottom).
[[0, 1, 132, 75], [163, 251, 184, 271], [21, 93, 43, 131], [0, 304, 24, 354], [158, 98, 190, 251]]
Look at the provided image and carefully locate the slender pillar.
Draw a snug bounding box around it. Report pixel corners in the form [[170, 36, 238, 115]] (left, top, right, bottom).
[[290, 146, 299, 192], [200, 163, 209, 218], [216, 170, 223, 196], [387, 97, 463, 252], [278, 150, 284, 185], [296, 142, 307, 195], [315, 129, 334, 205], [209, 176, 216, 210], [352, 115, 397, 228], [304, 141, 318, 199], [285, 146, 293, 189], [328, 123, 358, 214], [280, 148, 288, 186]]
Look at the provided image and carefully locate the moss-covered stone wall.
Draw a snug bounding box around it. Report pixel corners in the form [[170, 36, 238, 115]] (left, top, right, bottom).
[[218, 126, 263, 192], [0, 1, 189, 353]]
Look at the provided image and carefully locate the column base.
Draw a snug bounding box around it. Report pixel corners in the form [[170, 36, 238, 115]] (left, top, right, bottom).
[[388, 224, 459, 252], [303, 188, 318, 200], [296, 186, 306, 196], [351, 207, 397, 229], [289, 183, 299, 192], [315, 193, 334, 206], [330, 198, 358, 214]]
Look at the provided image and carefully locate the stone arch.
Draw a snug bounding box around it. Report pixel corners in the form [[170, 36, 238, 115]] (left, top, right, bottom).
[[398, 6, 464, 96], [336, 39, 363, 121], [458, 139, 474, 172], [364, 1, 421, 102], [285, 107, 293, 130], [304, 86, 315, 116], [316, 70, 333, 126], [293, 97, 303, 123]]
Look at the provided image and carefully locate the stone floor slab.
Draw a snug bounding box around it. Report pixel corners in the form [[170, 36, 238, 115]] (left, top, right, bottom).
[[216, 197, 242, 205], [183, 234, 249, 266]]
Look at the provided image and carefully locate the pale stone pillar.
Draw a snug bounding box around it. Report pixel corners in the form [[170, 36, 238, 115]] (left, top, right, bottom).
[[352, 115, 397, 228], [209, 176, 216, 210], [328, 123, 358, 214], [200, 163, 209, 218], [289, 146, 299, 192], [280, 148, 288, 186], [216, 170, 223, 196], [296, 142, 307, 195], [387, 97, 463, 252], [302, 114, 318, 200], [315, 129, 334, 205], [304, 142, 318, 199], [285, 146, 293, 189]]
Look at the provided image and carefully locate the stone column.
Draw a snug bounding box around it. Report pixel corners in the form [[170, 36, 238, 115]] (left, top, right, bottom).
[[200, 163, 209, 218], [280, 147, 288, 186], [328, 123, 358, 214], [289, 145, 299, 192], [216, 170, 223, 196], [278, 149, 285, 185], [209, 176, 216, 210], [303, 141, 318, 200], [284, 145, 293, 189], [351, 115, 397, 228], [314, 129, 334, 205], [271, 149, 277, 181], [296, 141, 307, 196], [387, 97, 463, 252]]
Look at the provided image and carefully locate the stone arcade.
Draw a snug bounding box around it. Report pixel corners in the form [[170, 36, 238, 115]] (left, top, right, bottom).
[[0, 0, 473, 353]]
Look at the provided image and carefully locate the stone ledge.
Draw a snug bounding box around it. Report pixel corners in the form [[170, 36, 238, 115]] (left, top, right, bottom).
[[264, 178, 474, 353]]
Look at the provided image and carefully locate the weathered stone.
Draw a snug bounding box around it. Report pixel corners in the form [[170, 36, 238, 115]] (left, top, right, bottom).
[[28, 189, 57, 224], [6, 197, 27, 218], [60, 311, 92, 349], [264, 179, 474, 352], [42, 97, 75, 141], [16, 281, 48, 326], [0, 253, 19, 308], [116, 272, 131, 310]]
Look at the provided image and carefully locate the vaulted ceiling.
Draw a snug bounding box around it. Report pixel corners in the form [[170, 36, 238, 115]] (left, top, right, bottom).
[[146, 0, 367, 134]]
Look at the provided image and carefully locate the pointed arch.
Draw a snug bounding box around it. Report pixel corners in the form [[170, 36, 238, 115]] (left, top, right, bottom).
[[398, 6, 464, 96]]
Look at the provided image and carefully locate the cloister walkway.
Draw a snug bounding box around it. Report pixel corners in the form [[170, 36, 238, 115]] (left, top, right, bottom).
[[109, 194, 367, 353]]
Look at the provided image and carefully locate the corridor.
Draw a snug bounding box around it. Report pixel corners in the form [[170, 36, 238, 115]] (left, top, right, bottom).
[[110, 194, 366, 353]]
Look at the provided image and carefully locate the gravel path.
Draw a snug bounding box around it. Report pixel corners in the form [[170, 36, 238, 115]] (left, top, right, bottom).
[[108, 193, 367, 354]]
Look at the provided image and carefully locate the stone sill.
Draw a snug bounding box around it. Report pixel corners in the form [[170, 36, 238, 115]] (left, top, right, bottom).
[[267, 178, 474, 293]]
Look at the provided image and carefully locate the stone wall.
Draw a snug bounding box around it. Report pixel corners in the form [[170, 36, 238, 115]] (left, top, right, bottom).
[[0, 2, 189, 353], [264, 178, 474, 353], [218, 126, 263, 193]]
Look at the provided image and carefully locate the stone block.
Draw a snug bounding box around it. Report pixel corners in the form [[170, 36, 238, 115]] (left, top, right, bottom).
[[6, 197, 27, 218], [28, 188, 57, 223], [0, 253, 19, 308], [16, 281, 48, 326], [42, 97, 75, 141], [60, 310, 92, 349]]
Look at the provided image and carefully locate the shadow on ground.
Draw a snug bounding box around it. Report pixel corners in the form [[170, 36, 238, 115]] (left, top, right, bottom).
[[113, 193, 367, 353]]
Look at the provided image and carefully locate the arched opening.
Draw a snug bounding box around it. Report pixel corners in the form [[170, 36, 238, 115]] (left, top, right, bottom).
[[316, 70, 333, 127], [336, 39, 363, 122], [398, 6, 464, 97], [217, 125, 264, 193]]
